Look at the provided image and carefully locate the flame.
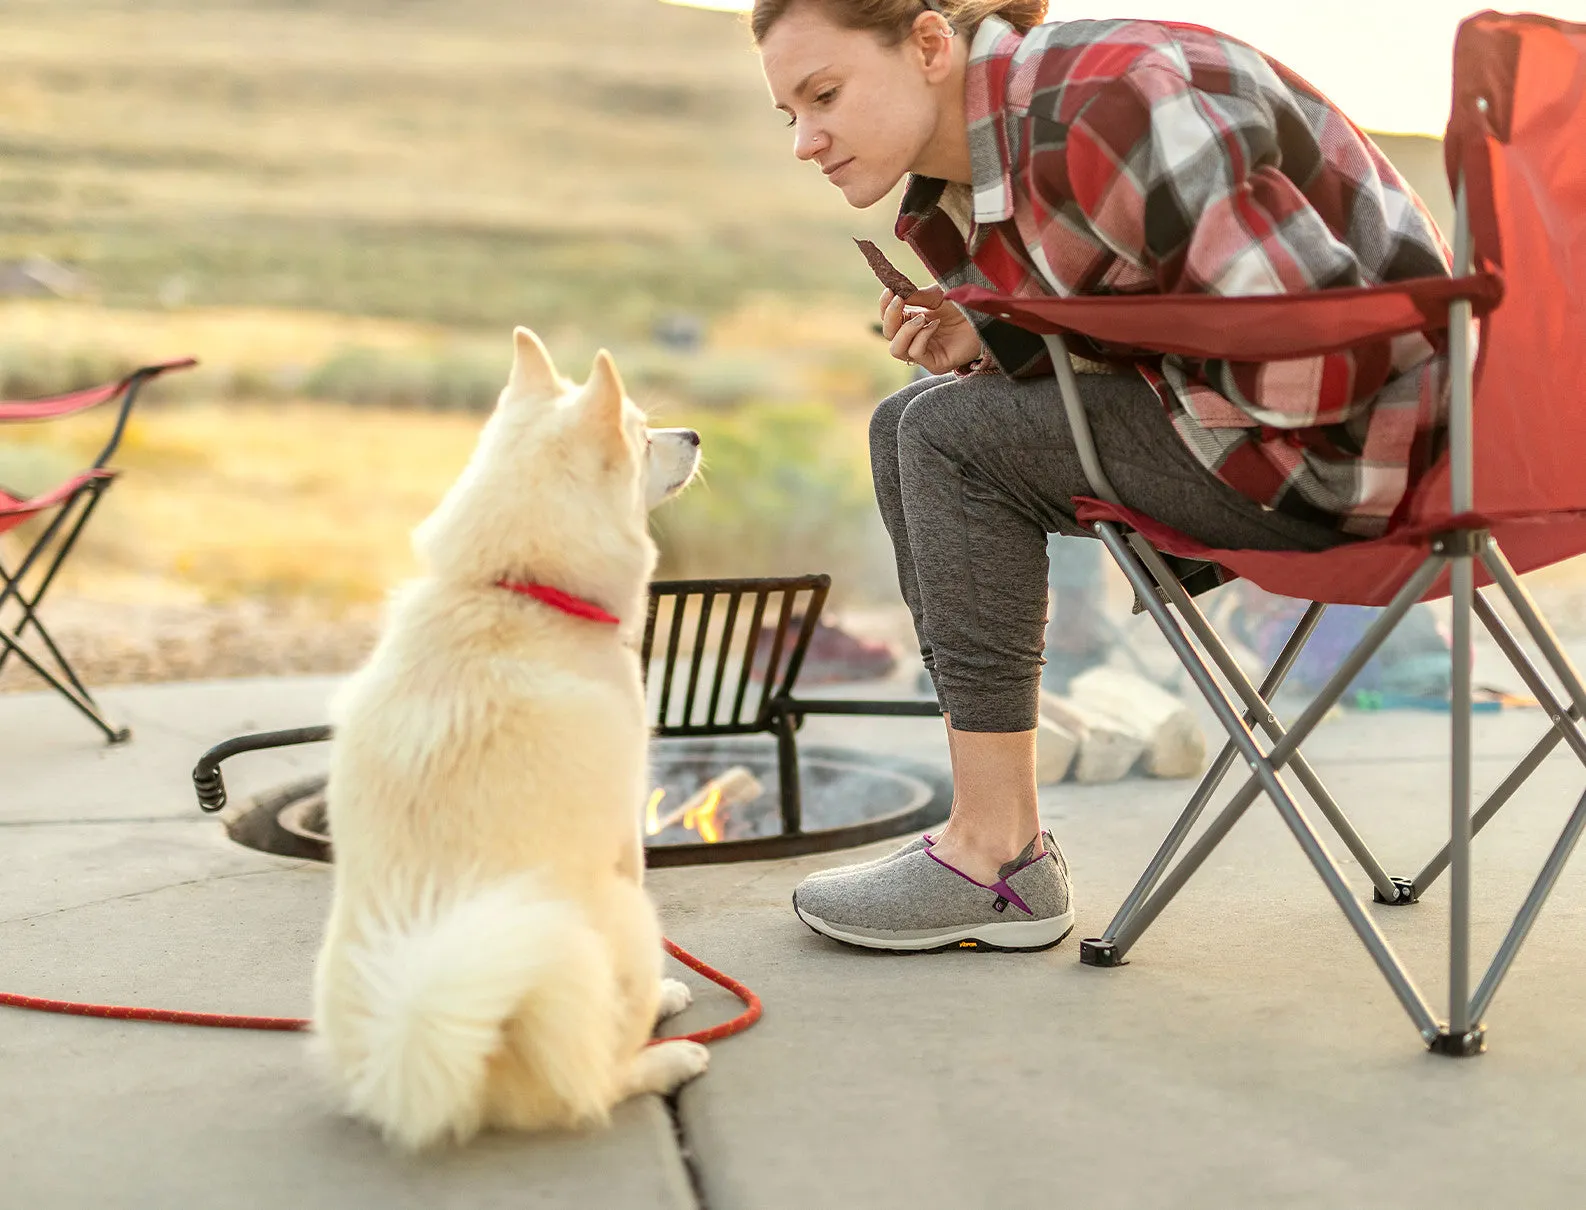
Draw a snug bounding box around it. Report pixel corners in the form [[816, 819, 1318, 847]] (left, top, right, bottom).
[[645, 782, 725, 844], [683, 786, 723, 844]]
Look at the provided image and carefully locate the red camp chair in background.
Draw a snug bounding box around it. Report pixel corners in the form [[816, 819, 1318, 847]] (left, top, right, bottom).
[[950, 10, 1585, 1053], [0, 357, 197, 743]]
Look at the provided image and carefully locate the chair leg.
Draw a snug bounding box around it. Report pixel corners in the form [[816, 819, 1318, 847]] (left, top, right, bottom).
[[1448, 538, 1586, 1028], [1423, 529, 1586, 1055], [1444, 541, 1478, 1048], [0, 573, 97, 706], [1481, 540, 1586, 753], [1089, 522, 1443, 1042], [0, 488, 96, 680], [0, 625, 128, 743], [1411, 595, 1586, 898], [0, 483, 127, 743], [1109, 529, 1403, 900], [1093, 600, 1328, 950], [1470, 782, 1586, 1025]]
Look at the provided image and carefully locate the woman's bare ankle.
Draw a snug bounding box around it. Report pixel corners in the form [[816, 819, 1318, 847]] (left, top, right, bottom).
[[929, 827, 1041, 885]]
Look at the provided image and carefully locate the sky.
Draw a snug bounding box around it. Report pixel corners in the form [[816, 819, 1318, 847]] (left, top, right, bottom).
[[660, 0, 1586, 135]]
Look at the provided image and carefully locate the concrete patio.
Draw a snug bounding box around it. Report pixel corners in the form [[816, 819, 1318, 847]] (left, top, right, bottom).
[[5, 662, 1586, 1208]]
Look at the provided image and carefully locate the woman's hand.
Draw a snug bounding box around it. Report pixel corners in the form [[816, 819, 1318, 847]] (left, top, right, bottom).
[[880, 287, 984, 376]]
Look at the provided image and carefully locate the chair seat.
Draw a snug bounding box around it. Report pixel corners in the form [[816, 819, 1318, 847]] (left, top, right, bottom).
[[0, 469, 115, 538], [1076, 496, 1586, 607]]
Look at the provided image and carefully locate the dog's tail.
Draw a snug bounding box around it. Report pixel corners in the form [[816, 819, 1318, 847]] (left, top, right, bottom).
[[320, 877, 620, 1151]]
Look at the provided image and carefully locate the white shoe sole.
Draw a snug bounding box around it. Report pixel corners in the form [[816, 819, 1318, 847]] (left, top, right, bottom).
[[794, 902, 1076, 953]]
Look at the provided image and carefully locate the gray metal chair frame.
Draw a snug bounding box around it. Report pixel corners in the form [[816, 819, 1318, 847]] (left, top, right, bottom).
[[1051, 180, 1586, 1056]]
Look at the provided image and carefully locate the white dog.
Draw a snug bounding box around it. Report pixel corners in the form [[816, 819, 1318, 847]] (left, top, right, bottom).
[[312, 327, 706, 1151]]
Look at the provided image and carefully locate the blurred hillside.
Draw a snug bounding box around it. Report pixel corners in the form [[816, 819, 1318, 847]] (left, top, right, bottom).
[[0, 0, 904, 340], [0, 0, 1472, 664], [0, 0, 1454, 346]]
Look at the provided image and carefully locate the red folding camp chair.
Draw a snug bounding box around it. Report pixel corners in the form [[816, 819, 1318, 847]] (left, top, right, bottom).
[[948, 9, 1584, 1054], [0, 357, 197, 742]]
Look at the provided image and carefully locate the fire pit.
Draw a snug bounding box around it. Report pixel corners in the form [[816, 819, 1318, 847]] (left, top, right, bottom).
[[221, 737, 949, 867], [197, 574, 949, 864]]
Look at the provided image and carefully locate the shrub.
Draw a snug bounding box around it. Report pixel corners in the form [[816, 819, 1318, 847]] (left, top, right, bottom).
[[651, 400, 895, 603]]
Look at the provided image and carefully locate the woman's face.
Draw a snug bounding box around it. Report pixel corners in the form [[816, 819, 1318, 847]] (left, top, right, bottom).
[[760, 4, 944, 209]]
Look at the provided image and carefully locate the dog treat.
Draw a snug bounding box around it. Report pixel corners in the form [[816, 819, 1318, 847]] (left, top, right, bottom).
[[854, 238, 920, 298]]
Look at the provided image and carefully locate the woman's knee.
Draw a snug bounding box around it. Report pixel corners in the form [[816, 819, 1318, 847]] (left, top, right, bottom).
[[869, 374, 941, 460], [894, 377, 989, 468]]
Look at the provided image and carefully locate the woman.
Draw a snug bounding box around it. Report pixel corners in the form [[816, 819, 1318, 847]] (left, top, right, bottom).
[[756, 0, 1450, 952]]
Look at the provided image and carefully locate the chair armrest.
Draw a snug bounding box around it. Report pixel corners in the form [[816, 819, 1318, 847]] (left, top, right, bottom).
[[947, 274, 1502, 362], [0, 358, 198, 423]]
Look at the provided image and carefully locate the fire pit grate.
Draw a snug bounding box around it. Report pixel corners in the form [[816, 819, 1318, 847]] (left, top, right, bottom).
[[195, 575, 947, 864]]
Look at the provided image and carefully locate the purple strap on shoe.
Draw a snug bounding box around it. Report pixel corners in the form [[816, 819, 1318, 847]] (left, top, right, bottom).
[[988, 876, 1034, 916], [924, 848, 1036, 917]]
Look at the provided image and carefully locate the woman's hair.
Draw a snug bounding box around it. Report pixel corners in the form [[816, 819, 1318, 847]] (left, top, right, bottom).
[[750, 0, 1048, 47]]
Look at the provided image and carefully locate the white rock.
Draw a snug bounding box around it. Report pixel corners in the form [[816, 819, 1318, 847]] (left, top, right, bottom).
[[1069, 667, 1206, 779], [1039, 690, 1147, 784], [1035, 716, 1080, 785]]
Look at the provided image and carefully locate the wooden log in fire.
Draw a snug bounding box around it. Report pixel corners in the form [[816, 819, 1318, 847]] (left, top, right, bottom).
[[650, 765, 767, 837]]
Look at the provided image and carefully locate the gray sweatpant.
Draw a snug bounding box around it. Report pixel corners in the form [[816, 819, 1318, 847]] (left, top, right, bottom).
[[870, 370, 1346, 732]]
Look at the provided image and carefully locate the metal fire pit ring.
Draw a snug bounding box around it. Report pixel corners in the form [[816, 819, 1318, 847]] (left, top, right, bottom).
[[640, 739, 951, 866], [194, 575, 950, 866], [220, 737, 950, 867]]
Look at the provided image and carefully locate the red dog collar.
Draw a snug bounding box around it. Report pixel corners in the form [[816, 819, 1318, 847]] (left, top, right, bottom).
[[495, 578, 620, 626]]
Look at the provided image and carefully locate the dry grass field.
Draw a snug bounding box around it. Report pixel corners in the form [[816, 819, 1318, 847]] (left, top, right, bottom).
[[0, 374, 882, 598], [0, 0, 908, 333]]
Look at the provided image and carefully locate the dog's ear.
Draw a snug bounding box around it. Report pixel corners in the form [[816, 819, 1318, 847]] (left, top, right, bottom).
[[506, 326, 559, 401], [583, 349, 628, 443]]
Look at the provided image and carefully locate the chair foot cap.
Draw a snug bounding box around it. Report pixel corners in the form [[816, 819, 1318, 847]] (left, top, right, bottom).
[[1079, 938, 1126, 967], [1428, 1026, 1486, 1057], [1373, 877, 1418, 905]]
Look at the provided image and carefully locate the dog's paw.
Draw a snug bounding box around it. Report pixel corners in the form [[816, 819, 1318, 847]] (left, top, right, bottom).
[[655, 1039, 710, 1091], [657, 978, 693, 1021], [624, 1039, 710, 1098]]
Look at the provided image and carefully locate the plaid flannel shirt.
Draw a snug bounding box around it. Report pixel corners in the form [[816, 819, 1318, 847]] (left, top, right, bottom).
[[897, 16, 1453, 539]]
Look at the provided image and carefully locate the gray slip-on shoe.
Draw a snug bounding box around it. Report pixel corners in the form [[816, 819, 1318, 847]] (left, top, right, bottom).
[[801, 828, 1061, 883], [800, 833, 935, 883], [792, 834, 1074, 953]]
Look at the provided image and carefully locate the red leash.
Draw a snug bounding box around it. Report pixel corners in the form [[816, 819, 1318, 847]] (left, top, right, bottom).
[[660, 937, 761, 1044], [0, 938, 760, 1046], [0, 993, 308, 1032], [3, 591, 765, 1043]]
